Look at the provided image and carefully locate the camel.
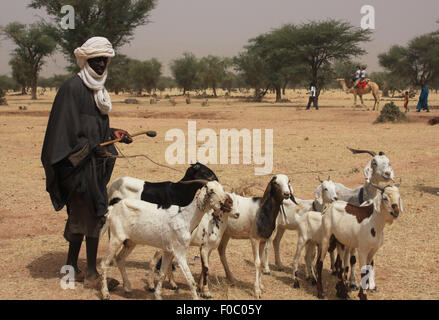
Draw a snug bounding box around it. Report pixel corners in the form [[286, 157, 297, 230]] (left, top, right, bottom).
[[337, 78, 381, 111]]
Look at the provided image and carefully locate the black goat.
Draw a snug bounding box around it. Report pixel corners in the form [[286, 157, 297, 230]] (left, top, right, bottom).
[[108, 162, 218, 209]]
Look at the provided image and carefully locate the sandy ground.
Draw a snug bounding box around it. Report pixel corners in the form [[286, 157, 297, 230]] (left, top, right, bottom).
[[0, 88, 438, 300]]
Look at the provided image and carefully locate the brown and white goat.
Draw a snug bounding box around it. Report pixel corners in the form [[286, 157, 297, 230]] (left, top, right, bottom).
[[315, 183, 402, 300], [218, 174, 294, 299]]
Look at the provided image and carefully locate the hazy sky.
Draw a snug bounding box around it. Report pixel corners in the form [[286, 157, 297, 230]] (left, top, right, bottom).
[[1, 0, 438, 77]]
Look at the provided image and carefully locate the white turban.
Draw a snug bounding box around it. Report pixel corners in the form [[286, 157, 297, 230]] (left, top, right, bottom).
[[74, 37, 115, 115]]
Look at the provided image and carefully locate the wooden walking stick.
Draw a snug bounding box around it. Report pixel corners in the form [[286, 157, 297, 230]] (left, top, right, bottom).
[[100, 130, 157, 146]]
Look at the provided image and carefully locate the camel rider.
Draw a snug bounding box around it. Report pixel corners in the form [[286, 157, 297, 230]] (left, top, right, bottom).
[[360, 66, 367, 87], [352, 66, 361, 88]]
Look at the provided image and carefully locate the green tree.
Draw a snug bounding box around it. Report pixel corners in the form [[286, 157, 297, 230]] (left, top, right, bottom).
[[2, 22, 57, 99], [128, 58, 162, 95], [198, 55, 229, 97], [170, 52, 200, 95], [247, 26, 305, 102], [9, 54, 30, 94], [221, 71, 237, 94], [49, 74, 72, 90], [29, 0, 156, 70], [106, 54, 132, 94], [233, 49, 271, 101], [378, 33, 439, 87], [370, 71, 410, 97], [0, 75, 18, 92], [157, 76, 176, 94], [292, 20, 372, 96], [236, 20, 370, 101]]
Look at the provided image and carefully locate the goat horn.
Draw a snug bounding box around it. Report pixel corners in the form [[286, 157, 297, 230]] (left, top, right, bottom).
[[370, 183, 385, 192], [347, 147, 376, 157], [327, 175, 331, 181], [290, 193, 298, 205], [179, 179, 210, 185], [317, 176, 323, 183], [395, 178, 402, 188]]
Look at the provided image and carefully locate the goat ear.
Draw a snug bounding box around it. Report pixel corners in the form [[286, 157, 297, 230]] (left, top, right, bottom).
[[260, 179, 273, 208], [364, 160, 373, 183], [314, 184, 323, 203]]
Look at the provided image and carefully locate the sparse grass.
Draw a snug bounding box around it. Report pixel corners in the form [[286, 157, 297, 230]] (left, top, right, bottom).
[[0, 89, 438, 300]]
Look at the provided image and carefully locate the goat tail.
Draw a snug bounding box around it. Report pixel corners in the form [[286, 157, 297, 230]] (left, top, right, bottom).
[[100, 205, 114, 240]]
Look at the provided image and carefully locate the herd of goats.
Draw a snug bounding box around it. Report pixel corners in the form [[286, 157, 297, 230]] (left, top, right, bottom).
[[98, 147, 403, 300]]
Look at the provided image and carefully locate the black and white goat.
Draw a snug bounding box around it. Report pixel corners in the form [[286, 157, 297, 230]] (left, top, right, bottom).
[[218, 174, 294, 299], [107, 162, 218, 209]]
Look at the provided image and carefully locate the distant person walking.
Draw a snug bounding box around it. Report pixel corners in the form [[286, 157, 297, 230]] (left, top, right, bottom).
[[403, 91, 409, 113], [306, 83, 318, 110], [416, 85, 430, 112]]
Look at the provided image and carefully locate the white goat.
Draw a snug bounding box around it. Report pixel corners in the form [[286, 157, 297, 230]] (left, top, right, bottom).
[[286, 179, 339, 288], [218, 174, 293, 299], [314, 147, 395, 289], [262, 177, 338, 275], [146, 192, 240, 299], [315, 183, 402, 300], [99, 181, 233, 300]]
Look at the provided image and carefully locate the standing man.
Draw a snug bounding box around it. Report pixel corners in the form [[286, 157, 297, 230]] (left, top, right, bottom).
[[306, 83, 319, 110], [416, 84, 430, 112], [41, 37, 133, 291]]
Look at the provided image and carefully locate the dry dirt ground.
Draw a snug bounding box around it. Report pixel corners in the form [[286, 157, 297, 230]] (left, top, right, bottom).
[[0, 88, 438, 300]]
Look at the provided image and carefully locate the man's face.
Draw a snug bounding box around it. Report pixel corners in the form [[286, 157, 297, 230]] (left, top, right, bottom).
[[87, 56, 108, 75]]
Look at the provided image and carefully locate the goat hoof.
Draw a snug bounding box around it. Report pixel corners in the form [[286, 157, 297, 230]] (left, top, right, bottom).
[[358, 292, 368, 300], [369, 286, 378, 292], [170, 286, 179, 292], [336, 281, 349, 299], [350, 284, 359, 291], [147, 287, 155, 293], [293, 279, 300, 289], [201, 293, 213, 299], [262, 270, 271, 275], [101, 292, 110, 300]]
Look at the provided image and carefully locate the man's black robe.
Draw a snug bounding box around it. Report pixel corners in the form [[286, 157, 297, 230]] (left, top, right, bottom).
[[41, 75, 117, 218]]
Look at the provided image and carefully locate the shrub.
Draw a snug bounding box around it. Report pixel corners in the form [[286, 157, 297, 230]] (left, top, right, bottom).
[[0, 88, 7, 105], [374, 102, 408, 123], [124, 98, 139, 104]]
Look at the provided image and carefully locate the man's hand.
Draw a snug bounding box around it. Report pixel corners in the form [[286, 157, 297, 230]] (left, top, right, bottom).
[[94, 145, 113, 159], [112, 128, 133, 144]]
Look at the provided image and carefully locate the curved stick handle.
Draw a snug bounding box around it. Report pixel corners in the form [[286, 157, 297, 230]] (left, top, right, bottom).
[[100, 130, 157, 146]]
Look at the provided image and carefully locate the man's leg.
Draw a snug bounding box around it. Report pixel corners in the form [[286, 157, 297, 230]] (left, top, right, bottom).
[[314, 97, 319, 110], [66, 239, 83, 274], [306, 97, 312, 110], [84, 234, 119, 292], [86, 236, 100, 281]]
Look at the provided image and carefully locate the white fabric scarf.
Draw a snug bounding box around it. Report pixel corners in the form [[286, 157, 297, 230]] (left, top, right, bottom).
[[78, 63, 112, 114], [74, 36, 115, 115]]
